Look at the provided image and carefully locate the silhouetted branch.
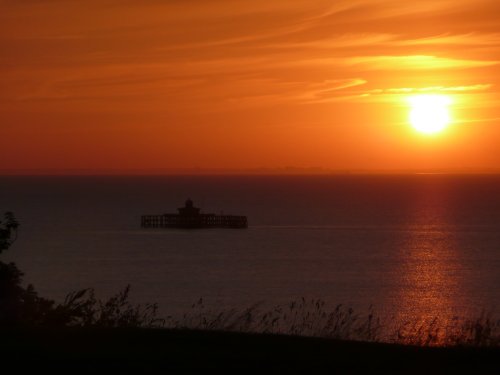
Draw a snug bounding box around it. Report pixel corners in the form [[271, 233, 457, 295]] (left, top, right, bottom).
[[0, 212, 19, 254]]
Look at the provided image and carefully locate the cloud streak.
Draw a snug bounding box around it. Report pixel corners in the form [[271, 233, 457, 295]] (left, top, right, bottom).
[[346, 55, 499, 70], [367, 84, 493, 95]]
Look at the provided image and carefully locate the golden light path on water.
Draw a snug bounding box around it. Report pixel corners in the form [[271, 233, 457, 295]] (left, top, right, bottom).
[[389, 181, 470, 344]]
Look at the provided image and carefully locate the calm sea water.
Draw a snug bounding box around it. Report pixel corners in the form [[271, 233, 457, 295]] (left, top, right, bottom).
[[1, 175, 499, 324]]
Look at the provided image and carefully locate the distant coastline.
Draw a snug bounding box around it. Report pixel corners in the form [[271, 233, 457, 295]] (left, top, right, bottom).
[[2, 168, 500, 176]]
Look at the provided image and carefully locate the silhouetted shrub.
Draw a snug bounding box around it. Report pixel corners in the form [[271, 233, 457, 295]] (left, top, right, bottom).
[[0, 212, 162, 328], [0, 259, 65, 327], [59, 286, 164, 328], [0, 212, 18, 255]]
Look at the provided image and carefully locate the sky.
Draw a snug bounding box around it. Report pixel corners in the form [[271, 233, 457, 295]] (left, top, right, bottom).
[[1, 0, 500, 173]]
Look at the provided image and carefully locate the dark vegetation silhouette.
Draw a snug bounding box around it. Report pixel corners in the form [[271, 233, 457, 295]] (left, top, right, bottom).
[[1, 213, 499, 373], [0, 211, 18, 254], [0, 212, 163, 328], [163, 297, 500, 347], [1, 212, 499, 346]]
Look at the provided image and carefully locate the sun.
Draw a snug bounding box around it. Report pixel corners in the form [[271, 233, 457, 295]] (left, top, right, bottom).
[[408, 94, 452, 134]]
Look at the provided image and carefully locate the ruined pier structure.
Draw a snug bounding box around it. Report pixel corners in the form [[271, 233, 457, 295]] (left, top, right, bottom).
[[141, 199, 248, 229]]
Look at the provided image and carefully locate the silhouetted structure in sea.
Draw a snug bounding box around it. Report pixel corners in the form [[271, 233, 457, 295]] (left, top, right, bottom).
[[141, 199, 248, 229]]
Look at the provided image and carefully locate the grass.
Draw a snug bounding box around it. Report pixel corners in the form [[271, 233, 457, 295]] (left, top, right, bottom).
[[61, 286, 500, 348], [395, 313, 500, 347], [161, 297, 500, 348], [2, 285, 500, 373], [167, 298, 381, 342]]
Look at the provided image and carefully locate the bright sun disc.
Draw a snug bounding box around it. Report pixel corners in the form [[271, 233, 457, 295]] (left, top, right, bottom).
[[408, 94, 452, 134]]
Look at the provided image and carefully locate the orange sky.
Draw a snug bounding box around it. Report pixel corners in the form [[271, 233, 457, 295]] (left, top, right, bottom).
[[1, 0, 500, 173]]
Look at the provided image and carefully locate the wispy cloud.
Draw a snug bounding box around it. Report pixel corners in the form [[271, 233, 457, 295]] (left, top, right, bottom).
[[262, 33, 396, 50], [346, 55, 499, 70], [297, 82, 496, 105], [2, 4, 500, 107], [298, 79, 367, 103], [367, 84, 493, 95], [392, 33, 500, 46]]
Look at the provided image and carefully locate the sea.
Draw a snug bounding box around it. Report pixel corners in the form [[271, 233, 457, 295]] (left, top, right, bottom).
[[1, 175, 499, 327]]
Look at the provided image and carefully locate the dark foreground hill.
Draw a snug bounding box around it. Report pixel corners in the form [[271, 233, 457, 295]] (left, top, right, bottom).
[[1, 328, 499, 374]]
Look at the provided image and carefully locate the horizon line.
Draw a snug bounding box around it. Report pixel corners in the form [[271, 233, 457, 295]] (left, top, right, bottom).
[[1, 168, 500, 176]]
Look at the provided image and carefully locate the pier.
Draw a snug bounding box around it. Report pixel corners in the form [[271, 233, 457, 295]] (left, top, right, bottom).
[[141, 199, 248, 229]]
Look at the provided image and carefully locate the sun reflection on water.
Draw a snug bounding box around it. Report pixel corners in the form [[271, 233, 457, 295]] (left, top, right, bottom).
[[390, 182, 470, 344]]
